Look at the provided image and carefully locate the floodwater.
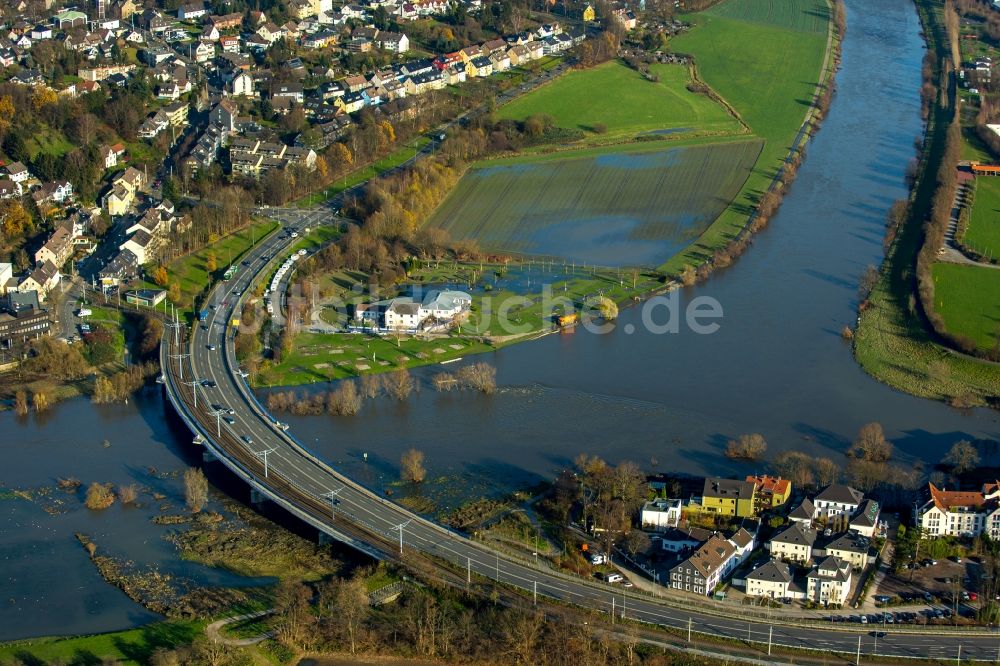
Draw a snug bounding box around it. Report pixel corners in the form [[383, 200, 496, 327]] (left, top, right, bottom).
[[0, 391, 272, 641], [2, 0, 999, 642], [276, 0, 1000, 485]]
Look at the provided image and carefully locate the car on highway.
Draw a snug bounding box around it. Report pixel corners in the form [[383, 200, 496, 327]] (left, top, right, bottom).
[[201, 379, 216, 387], [224, 416, 235, 425], [242, 435, 253, 444], [207, 344, 216, 351], [224, 407, 235, 415]]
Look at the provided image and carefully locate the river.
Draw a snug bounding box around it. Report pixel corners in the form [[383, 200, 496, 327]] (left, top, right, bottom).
[[1, 0, 998, 641]]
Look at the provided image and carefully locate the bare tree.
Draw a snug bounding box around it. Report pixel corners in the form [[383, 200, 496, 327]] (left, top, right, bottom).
[[849, 422, 893, 462], [456, 362, 497, 394], [725, 433, 767, 460], [623, 530, 651, 559], [335, 575, 370, 654], [943, 440, 980, 475], [118, 483, 139, 504], [184, 467, 208, 513], [360, 373, 381, 398], [401, 448, 427, 483], [813, 457, 840, 486], [385, 368, 414, 400], [327, 379, 363, 415]]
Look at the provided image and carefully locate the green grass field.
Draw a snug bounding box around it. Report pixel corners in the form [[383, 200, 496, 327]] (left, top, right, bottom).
[[966, 176, 1000, 259], [705, 0, 829, 32], [497, 60, 741, 141], [258, 331, 494, 386], [426, 140, 761, 266], [0, 621, 203, 666], [932, 262, 1000, 351], [140, 221, 279, 312], [663, 0, 830, 272]]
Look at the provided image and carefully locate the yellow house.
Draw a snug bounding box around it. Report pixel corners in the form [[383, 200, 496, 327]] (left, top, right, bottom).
[[701, 478, 757, 518], [746, 475, 792, 511], [582, 3, 595, 21]]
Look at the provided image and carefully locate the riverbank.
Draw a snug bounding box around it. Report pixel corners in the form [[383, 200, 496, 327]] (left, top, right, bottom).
[[852, 0, 1000, 407]]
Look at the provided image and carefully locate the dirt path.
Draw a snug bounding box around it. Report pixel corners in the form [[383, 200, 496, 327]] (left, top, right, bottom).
[[205, 609, 275, 646]]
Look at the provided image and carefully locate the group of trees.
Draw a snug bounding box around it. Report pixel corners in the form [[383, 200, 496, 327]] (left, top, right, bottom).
[[574, 454, 648, 557], [144, 570, 676, 666], [265, 368, 418, 415], [432, 362, 497, 394]]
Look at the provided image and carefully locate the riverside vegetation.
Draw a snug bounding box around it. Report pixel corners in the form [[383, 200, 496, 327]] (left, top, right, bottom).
[[854, 0, 1000, 407]]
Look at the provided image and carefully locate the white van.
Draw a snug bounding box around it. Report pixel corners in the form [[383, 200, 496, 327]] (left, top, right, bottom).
[[604, 573, 623, 584], [590, 553, 607, 566]]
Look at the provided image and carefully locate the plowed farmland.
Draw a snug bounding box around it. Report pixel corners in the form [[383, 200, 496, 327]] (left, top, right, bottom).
[[426, 140, 763, 266]]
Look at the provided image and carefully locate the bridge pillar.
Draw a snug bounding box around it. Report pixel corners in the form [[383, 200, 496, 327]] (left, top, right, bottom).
[[250, 488, 267, 505]]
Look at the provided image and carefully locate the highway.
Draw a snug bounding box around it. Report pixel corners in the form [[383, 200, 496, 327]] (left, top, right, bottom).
[[161, 219, 1000, 662]]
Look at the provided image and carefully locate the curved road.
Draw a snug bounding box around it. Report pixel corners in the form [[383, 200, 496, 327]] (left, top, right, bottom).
[[161, 220, 999, 662]]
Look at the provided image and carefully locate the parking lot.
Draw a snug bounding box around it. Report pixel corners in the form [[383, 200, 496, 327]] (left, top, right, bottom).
[[862, 556, 982, 625]]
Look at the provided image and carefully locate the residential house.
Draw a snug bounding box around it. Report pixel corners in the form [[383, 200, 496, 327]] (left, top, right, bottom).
[[257, 22, 283, 44], [201, 24, 220, 41], [211, 12, 243, 29], [806, 556, 852, 606], [668, 534, 736, 596], [229, 70, 254, 97], [219, 35, 240, 52], [849, 499, 882, 538], [6, 162, 30, 183], [163, 101, 189, 126], [33, 224, 73, 268], [918, 482, 1000, 539], [18, 261, 60, 301], [747, 475, 792, 512], [0, 180, 21, 198], [788, 498, 816, 526], [768, 522, 816, 564], [99, 144, 119, 169], [813, 484, 864, 520], [272, 82, 304, 103], [640, 498, 682, 531], [745, 559, 801, 600], [30, 181, 73, 206], [820, 532, 869, 570], [582, 3, 595, 21], [658, 526, 713, 553], [701, 478, 757, 518], [210, 98, 238, 132], [177, 3, 207, 20], [376, 31, 408, 52]]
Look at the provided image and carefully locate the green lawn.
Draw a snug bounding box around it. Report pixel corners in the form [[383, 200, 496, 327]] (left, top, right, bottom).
[[0, 621, 203, 666], [497, 60, 741, 141], [27, 128, 75, 159], [257, 331, 494, 386], [663, 0, 830, 273], [705, 0, 830, 32], [932, 262, 1000, 351], [966, 176, 1000, 259], [142, 220, 279, 313], [293, 136, 431, 208]]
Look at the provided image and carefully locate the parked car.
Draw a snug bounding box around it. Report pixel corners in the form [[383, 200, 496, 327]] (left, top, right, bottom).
[[604, 573, 623, 583]]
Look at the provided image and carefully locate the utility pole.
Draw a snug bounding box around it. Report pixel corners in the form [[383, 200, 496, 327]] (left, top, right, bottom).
[[687, 617, 691, 642], [767, 626, 772, 656], [856, 635, 861, 665], [321, 488, 344, 519], [209, 408, 225, 437], [467, 557, 471, 587], [183, 379, 201, 408], [533, 581, 537, 606], [392, 520, 411, 556], [611, 597, 615, 624], [169, 352, 189, 379], [253, 447, 277, 477], [958, 644, 962, 666]]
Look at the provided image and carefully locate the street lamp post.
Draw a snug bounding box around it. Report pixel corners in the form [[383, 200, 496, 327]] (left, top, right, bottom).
[[209, 409, 225, 437]]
